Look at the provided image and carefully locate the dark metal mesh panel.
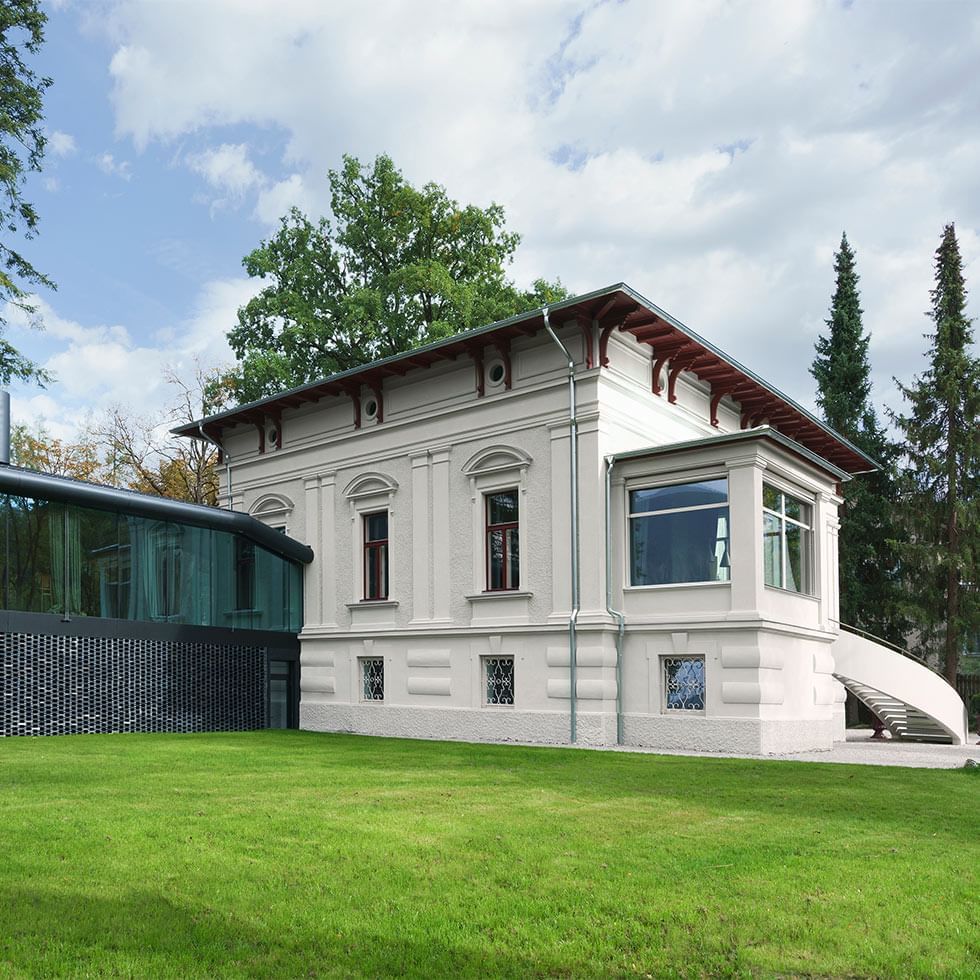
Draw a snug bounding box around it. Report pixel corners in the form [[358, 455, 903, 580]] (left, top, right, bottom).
[[1, 631, 266, 736]]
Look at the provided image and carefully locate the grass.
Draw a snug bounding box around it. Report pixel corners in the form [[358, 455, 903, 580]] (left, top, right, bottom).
[[0, 732, 977, 978]]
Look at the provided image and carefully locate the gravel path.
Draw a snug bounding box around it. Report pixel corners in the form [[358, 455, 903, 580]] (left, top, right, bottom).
[[604, 729, 980, 769]]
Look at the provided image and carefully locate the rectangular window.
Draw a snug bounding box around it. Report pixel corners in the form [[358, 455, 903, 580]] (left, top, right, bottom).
[[629, 479, 730, 586], [486, 490, 519, 591], [361, 658, 384, 701], [234, 537, 255, 610], [363, 511, 389, 600], [484, 656, 515, 705], [662, 656, 706, 711], [763, 485, 813, 594]]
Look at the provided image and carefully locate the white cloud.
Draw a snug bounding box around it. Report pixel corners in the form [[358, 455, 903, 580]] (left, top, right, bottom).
[[5, 279, 257, 439], [43, 177, 60, 193], [83, 0, 980, 418], [186, 142, 267, 212], [96, 152, 132, 180], [48, 130, 77, 156]]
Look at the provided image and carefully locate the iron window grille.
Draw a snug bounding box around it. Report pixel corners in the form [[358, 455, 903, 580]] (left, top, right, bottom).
[[762, 484, 813, 595], [662, 656, 706, 711], [486, 490, 519, 591], [484, 656, 515, 706], [361, 657, 385, 701], [363, 511, 389, 600]]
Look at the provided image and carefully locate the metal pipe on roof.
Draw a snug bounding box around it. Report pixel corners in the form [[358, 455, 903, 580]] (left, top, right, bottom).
[[543, 307, 579, 744], [0, 391, 9, 465]]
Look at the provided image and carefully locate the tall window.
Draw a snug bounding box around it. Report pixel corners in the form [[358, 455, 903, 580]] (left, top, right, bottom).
[[363, 512, 389, 600], [234, 537, 255, 610], [763, 485, 813, 594], [629, 480, 730, 586], [486, 490, 519, 591]]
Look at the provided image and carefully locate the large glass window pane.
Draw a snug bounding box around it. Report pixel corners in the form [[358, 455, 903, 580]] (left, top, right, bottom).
[[630, 479, 728, 514], [74, 505, 122, 618], [785, 523, 810, 593], [763, 512, 782, 589], [629, 479, 730, 586], [5, 495, 64, 613], [762, 484, 813, 595]]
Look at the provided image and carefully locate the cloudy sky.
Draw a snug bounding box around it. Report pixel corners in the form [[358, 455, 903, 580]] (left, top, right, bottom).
[[7, 0, 980, 439]]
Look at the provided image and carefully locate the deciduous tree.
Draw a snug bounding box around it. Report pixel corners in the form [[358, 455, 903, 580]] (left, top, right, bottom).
[[0, 0, 54, 385], [891, 223, 980, 682], [229, 154, 567, 402], [98, 365, 226, 506], [10, 422, 103, 481]]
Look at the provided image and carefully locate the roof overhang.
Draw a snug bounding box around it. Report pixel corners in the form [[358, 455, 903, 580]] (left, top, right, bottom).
[[606, 426, 853, 483], [173, 283, 878, 477], [0, 465, 314, 564]]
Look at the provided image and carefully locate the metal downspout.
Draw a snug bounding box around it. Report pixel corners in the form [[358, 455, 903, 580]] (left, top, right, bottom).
[[543, 307, 579, 743], [605, 455, 627, 744], [197, 423, 233, 511]]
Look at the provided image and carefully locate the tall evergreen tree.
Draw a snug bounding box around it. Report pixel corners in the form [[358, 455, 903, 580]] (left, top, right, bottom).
[[811, 233, 905, 644], [891, 223, 980, 683]]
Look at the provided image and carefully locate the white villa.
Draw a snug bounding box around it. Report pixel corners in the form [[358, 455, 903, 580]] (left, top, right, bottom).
[[175, 283, 968, 753]]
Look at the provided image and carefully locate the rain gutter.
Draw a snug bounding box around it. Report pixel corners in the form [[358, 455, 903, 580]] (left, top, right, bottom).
[[543, 307, 579, 744]]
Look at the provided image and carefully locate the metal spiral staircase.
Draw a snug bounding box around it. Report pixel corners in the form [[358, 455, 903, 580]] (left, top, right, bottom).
[[832, 626, 969, 745]]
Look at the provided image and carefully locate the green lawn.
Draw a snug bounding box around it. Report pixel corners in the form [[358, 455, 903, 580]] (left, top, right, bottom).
[[0, 732, 976, 978]]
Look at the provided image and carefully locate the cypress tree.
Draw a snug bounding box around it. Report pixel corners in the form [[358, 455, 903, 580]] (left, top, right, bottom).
[[892, 223, 980, 683], [811, 233, 905, 644]]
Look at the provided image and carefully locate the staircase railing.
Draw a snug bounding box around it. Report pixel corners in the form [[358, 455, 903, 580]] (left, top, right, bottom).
[[838, 622, 961, 693]]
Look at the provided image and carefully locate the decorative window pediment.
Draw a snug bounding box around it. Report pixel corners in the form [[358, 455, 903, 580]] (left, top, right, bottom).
[[461, 445, 532, 478], [249, 493, 294, 522], [343, 472, 399, 501]]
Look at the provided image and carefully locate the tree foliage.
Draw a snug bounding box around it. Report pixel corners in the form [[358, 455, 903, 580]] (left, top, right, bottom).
[[810, 233, 906, 644], [10, 422, 103, 481], [98, 365, 226, 506], [0, 0, 54, 386], [891, 223, 980, 681], [228, 154, 567, 402]]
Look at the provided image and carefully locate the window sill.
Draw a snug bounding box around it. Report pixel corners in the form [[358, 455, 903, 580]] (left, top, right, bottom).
[[465, 591, 533, 602], [764, 586, 819, 601], [346, 600, 399, 609], [625, 581, 730, 592]]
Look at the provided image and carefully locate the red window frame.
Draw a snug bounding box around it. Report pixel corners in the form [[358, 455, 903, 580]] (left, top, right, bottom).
[[363, 511, 388, 600], [485, 490, 519, 592]]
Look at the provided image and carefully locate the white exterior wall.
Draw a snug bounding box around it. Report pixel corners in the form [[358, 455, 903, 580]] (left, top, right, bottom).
[[221, 321, 844, 753]]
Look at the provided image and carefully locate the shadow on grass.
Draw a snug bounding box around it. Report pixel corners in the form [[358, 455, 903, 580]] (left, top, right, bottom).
[[0, 885, 544, 978]]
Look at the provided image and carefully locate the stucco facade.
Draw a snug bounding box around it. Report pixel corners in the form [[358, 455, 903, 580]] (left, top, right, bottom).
[[199, 285, 860, 753]]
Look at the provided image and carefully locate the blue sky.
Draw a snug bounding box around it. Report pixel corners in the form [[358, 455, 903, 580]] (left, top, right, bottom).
[[7, 0, 980, 439]]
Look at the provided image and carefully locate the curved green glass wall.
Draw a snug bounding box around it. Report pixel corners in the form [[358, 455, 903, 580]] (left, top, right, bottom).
[[0, 493, 303, 632]]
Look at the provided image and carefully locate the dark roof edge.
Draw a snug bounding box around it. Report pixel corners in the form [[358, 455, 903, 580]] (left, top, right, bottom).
[[613, 284, 878, 472], [171, 283, 631, 436], [606, 426, 867, 481], [172, 281, 877, 474], [0, 466, 314, 565]]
